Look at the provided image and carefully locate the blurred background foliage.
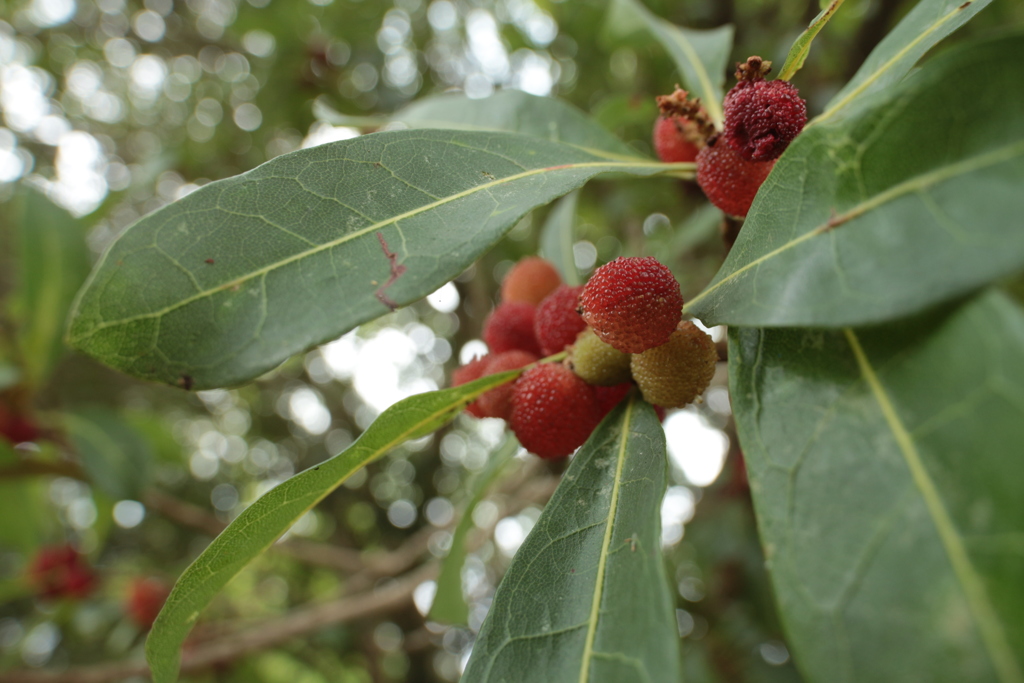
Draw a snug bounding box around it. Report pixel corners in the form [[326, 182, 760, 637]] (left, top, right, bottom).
[[0, 0, 1021, 681]]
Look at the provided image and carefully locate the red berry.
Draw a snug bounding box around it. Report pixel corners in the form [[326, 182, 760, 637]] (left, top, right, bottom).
[[476, 350, 538, 420], [594, 383, 632, 420], [0, 404, 40, 444], [724, 79, 806, 162], [127, 577, 172, 630], [696, 141, 775, 218], [452, 356, 491, 417], [534, 285, 586, 357], [483, 302, 541, 356], [509, 364, 601, 459], [28, 545, 97, 600], [579, 257, 683, 354], [653, 116, 701, 163], [501, 257, 562, 305]]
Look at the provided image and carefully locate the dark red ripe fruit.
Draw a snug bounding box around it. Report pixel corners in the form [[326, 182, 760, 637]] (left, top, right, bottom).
[[0, 404, 40, 444], [594, 383, 632, 420], [653, 116, 701, 163], [501, 257, 562, 305], [483, 302, 541, 356], [579, 257, 683, 354], [723, 79, 807, 162], [28, 545, 97, 600], [534, 285, 586, 357], [696, 141, 775, 217], [476, 350, 538, 420], [452, 356, 491, 417], [127, 577, 172, 630], [509, 364, 601, 459]]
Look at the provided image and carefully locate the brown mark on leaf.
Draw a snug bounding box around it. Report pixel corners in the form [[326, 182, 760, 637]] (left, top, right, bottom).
[[480, 170, 496, 180], [177, 375, 194, 391], [205, 258, 215, 265], [958, 1, 971, 8], [373, 162, 383, 169], [375, 231, 407, 311]]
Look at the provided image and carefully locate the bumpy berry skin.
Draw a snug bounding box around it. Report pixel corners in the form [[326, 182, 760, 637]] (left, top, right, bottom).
[[476, 350, 538, 420], [127, 577, 172, 630], [483, 302, 541, 356], [724, 79, 807, 162], [630, 322, 718, 408], [569, 328, 632, 386], [28, 545, 97, 600], [579, 257, 683, 354], [535, 285, 586, 357], [452, 356, 491, 417], [653, 116, 701, 163], [696, 141, 775, 218], [509, 364, 601, 459], [501, 257, 562, 306]]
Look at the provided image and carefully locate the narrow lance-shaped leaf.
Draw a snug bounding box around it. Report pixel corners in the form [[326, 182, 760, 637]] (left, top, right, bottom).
[[429, 435, 519, 625], [819, 0, 990, 122], [686, 33, 1024, 328], [65, 409, 154, 501], [539, 191, 582, 286], [10, 189, 90, 388], [462, 397, 681, 683], [313, 91, 637, 158], [604, 0, 733, 128], [777, 0, 846, 81], [730, 290, 1024, 683], [67, 130, 682, 389], [146, 368, 527, 683]]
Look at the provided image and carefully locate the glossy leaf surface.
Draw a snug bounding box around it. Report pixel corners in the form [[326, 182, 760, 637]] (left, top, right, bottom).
[[146, 369, 525, 683], [463, 397, 680, 683], [820, 0, 990, 122], [686, 34, 1024, 328], [730, 290, 1024, 683], [605, 0, 733, 127], [314, 91, 636, 157], [67, 130, 677, 389]]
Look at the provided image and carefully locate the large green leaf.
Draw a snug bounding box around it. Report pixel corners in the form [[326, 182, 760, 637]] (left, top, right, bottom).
[[314, 91, 637, 158], [65, 408, 154, 501], [66, 130, 681, 389], [605, 0, 734, 128], [146, 368, 525, 683], [729, 290, 1024, 683], [429, 435, 519, 625], [462, 396, 680, 683], [685, 33, 1024, 328], [820, 0, 991, 122], [539, 191, 582, 286], [9, 189, 91, 388]]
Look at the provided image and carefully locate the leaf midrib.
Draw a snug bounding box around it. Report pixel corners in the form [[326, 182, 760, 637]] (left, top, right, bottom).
[[664, 24, 724, 127], [684, 139, 1024, 315], [70, 158, 684, 342], [578, 397, 634, 683], [843, 329, 1023, 683]]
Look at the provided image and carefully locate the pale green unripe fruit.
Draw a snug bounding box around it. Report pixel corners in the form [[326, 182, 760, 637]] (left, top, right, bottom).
[[630, 322, 717, 408], [568, 328, 632, 386]]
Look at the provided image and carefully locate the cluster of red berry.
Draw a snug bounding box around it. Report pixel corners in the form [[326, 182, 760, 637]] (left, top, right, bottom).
[[452, 256, 717, 459], [654, 56, 807, 217]]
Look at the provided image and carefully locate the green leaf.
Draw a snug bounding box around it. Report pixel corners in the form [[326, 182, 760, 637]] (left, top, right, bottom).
[[146, 369, 525, 683], [462, 397, 681, 683], [66, 130, 680, 389], [65, 408, 154, 501], [539, 191, 582, 286], [0, 448, 48, 554], [605, 0, 734, 128], [9, 189, 91, 388], [820, 0, 991, 122], [314, 91, 637, 158], [429, 435, 519, 625], [685, 33, 1024, 328], [778, 0, 847, 81], [729, 290, 1024, 683]]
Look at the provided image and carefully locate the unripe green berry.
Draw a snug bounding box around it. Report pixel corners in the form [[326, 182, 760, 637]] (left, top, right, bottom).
[[568, 328, 632, 386], [630, 322, 717, 408]]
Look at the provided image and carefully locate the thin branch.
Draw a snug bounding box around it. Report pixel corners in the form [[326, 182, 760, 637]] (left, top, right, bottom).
[[0, 564, 437, 683]]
